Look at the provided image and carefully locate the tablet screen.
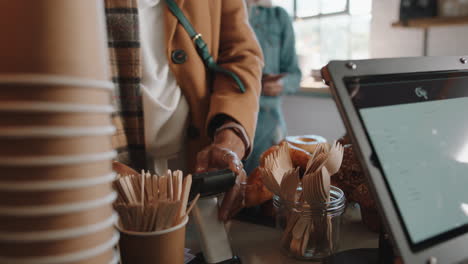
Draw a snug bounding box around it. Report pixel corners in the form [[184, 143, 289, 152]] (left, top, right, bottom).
[[345, 71, 468, 250]]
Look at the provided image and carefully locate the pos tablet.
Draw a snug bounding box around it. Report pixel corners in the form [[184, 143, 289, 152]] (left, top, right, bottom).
[[322, 56, 468, 264]]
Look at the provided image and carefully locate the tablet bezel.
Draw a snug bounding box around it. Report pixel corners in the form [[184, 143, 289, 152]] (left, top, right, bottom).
[[322, 56, 468, 264]]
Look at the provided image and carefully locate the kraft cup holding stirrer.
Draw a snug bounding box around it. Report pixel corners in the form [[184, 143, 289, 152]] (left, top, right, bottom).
[[115, 170, 194, 264], [190, 169, 242, 264], [118, 217, 189, 264]]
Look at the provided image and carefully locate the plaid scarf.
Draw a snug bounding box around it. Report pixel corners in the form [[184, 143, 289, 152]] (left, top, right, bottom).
[[104, 0, 147, 170]]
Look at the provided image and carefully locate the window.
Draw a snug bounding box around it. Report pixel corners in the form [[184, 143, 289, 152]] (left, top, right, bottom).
[[272, 0, 372, 80]]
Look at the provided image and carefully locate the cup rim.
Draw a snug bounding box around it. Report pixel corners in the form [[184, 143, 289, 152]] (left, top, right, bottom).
[[0, 126, 115, 138], [0, 213, 117, 242], [109, 250, 120, 264], [0, 192, 117, 216], [0, 102, 114, 113], [286, 135, 327, 145], [0, 151, 116, 166], [0, 232, 119, 264], [0, 173, 116, 191], [116, 216, 189, 236], [0, 73, 114, 90]]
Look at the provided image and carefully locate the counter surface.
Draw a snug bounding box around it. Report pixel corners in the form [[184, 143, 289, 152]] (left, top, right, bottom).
[[186, 203, 379, 264]]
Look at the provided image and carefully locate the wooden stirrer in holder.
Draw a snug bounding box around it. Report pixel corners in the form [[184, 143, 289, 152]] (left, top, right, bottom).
[[114, 170, 199, 232]]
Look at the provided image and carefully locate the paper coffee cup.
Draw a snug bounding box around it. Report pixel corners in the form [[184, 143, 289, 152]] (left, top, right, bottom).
[[0, 111, 113, 127], [0, 84, 112, 105], [0, 213, 117, 242], [0, 151, 116, 167], [110, 252, 120, 264], [0, 135, 113, 157], [0, 0, 110, 80], [0, 102, 114, 128], [0, 233, 119, 264], [0, 126, 115, 138], [0, 192, 117, 217], [118, 217, 188, 264], [0, 227, 115, 258], [0, 159, 112, 181], [67, 249, 117, 264], [0, 182, 113, 207], [0, 172, 116, 191], [0, 102, 114, 113], [0, 202, 114, 232], [0, 74, 113, 89]]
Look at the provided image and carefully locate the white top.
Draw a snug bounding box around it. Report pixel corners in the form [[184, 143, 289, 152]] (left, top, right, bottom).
[[138, 0, 189, 175]]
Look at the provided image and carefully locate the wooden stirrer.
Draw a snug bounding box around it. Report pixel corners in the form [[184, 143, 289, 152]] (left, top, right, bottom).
[[152, 174, 159, 203], [141, 171, 145, 208], [176, 171, 183, 200], [159, 176, 167, 201], [124, 177, 138, 204], [148, 201, 159, 232], [184, 193, 200, 219], [167, 170, 173, 201], [178, 174, 192, 223], [172, 171, 179, 202]]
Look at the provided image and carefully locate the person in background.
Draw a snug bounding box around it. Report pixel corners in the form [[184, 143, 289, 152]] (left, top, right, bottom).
[[105, 0, 263, 220], [244, 0, 302, 174]]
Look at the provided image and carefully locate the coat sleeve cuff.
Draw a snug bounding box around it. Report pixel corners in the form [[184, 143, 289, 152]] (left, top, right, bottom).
[[214, 121, 251, 159]]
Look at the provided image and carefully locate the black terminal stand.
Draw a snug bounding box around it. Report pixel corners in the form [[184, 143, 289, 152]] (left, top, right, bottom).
[[188, 169, 242, 264], [325, 230, 396, 264]]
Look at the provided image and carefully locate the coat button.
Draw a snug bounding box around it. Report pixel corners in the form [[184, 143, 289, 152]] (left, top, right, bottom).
[[187, 125, 200, 139], [171, 49, 187, 64]]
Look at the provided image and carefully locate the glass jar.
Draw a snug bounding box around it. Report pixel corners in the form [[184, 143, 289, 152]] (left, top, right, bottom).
[[273, 185, 346, 261]]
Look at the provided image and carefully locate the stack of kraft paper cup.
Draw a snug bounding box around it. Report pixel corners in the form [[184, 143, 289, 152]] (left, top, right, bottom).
[[0, 1, 119, 264]]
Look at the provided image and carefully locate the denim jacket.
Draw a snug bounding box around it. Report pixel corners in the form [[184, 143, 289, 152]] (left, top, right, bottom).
[[245, 6, 302, 173]]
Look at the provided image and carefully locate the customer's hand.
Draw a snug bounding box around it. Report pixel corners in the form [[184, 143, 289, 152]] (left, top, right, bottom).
[[195, 128, 245, 174], [262, 73, 286, 96], [218, 169, 247, 221], [195, 128, 247, 221]]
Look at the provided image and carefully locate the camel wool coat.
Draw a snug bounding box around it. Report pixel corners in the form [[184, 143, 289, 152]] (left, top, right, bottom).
[[105, 0, 264, 171]]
